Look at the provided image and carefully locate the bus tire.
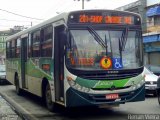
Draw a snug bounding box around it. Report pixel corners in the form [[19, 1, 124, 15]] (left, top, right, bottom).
[[15, 75, 22, 95], [45, 83, 55, 112]]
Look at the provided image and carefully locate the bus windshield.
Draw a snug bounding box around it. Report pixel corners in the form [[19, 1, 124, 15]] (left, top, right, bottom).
[[66, 27, 142, 70]]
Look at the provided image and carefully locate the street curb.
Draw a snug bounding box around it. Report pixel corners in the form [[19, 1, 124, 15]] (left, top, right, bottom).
[[0, 92, 39, 120]]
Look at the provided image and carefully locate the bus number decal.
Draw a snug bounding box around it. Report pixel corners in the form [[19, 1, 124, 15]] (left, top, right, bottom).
[[79, 15, 103, 23], [70, 57, 94, 66]]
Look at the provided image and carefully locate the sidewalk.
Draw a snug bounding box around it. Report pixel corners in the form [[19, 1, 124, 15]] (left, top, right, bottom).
[[0, 95, 21, 120], [0, 85, 38, 120], [0, 85, 56, 120]]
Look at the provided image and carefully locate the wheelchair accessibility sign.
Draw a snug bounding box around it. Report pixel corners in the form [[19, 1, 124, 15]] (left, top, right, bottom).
[[112, 58, 123, 69]]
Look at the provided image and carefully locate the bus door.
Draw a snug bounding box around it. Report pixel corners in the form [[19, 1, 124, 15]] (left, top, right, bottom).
[[54, 25, 65, 102], [21, 35, 28, 89]]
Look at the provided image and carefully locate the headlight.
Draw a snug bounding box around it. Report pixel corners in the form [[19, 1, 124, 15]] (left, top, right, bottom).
[[75, 84, 83, 90], [81, 87, 90, 93], [137, 83, 141, 88], [132, 80, 145, 90], [132, 85, 137, 90], [67, 76, 76, 86], [68, 79, 76, 86], [67, 76, 90, 93], [139, 79, 145, 86]]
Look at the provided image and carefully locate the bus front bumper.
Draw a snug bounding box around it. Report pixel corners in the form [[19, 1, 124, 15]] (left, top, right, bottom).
[[66, 85, 145, 107]]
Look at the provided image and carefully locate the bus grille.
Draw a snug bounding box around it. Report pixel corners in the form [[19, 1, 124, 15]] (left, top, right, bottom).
[[91, 86, 131, 91], [80, 73, 139, 80]]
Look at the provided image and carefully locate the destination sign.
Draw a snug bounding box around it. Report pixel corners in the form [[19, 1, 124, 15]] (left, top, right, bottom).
[[68, 10, 141, 25], [79, 15, 132, 24]]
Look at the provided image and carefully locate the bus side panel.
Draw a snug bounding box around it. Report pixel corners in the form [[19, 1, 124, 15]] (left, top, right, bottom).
[[26, 58, 53, 97], [6, 59, 21, 85]]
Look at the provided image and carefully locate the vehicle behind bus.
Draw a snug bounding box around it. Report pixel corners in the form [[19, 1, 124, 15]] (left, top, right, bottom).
[[157, 77, 160, 105]]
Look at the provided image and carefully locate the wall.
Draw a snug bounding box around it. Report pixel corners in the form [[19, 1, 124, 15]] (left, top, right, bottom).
[[116, 0, 147, 33], [147, 0, 160, 7]]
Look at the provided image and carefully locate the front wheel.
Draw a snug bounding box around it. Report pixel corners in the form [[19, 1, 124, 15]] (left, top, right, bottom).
[[45, 83, 56, 112]]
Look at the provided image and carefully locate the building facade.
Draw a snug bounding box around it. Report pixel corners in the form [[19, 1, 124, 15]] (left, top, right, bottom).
[[0, 26, 23, 64], [116, 0, 160, 65], [116, 0, 147, 32], [143, 0, 160, 65], [0, 31, 10, 64]]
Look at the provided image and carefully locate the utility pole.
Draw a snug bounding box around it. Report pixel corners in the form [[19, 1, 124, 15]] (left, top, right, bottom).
[[74, 0, 91, 9], [82, 0, 84, 9]]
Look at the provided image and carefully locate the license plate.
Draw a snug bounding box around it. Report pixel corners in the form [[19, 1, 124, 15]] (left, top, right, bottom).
[[106, 94, 119, 100]]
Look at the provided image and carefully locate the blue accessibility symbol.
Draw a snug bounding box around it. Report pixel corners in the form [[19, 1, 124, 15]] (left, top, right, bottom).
[[112, 58, 123, 69]]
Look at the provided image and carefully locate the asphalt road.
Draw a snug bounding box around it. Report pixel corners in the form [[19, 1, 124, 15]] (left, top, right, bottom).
[[0, 85, 160, 120]]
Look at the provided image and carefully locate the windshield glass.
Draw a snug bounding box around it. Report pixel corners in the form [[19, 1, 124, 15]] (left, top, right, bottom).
[[66, 27, 142, 70]]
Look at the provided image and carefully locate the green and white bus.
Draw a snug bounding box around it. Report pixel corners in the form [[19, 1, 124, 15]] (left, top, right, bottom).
[[6, 10, 145, 111]]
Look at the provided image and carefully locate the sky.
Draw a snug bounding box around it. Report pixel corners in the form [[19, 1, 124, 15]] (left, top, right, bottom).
[[0, 0, 137, 30]]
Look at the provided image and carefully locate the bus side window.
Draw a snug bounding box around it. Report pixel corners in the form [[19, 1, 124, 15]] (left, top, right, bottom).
[[28, 35, 32, 58], [11, 39, 16, 58], [16, 39, 21, 58], [6, 42, 10, 58], [41, 25, 53, 57], [32, 30, 40, 57]]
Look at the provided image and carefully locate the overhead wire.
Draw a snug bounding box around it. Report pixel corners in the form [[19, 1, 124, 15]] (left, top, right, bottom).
[[0, 18, 39, 23], [0, 8, 43, 29], [0, 8, 43, 20], [0, 1, 75, 30]]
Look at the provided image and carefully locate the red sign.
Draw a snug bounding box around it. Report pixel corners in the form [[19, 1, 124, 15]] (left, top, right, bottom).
[[106, 94, 119, 100], [70, 57, 95, 66]]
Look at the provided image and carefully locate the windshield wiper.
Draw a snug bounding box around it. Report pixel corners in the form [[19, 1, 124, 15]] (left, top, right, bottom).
[[119, 27, 128, 57], [87, 26, 106, 48], [105, 34, 108, 56]]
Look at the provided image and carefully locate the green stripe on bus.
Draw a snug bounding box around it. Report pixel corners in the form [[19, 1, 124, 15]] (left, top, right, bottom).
[[27, 59, 52, 80], [76, 77, 130, 88]]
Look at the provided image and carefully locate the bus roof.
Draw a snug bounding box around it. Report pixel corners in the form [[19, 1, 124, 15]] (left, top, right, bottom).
[[6, 9, 141, 42], [6, 12, 69, 41]]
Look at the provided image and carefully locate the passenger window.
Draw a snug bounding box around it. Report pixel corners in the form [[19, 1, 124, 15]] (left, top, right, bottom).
[[16, 39, 21, 58], [41, 26, 53, 57], [6, 42, 10, 58], [32, 30, 40, 57], [11, 39, 16, 58]]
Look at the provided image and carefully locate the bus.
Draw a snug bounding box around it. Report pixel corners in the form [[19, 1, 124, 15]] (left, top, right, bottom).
[[6, 10, 145, 111]]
